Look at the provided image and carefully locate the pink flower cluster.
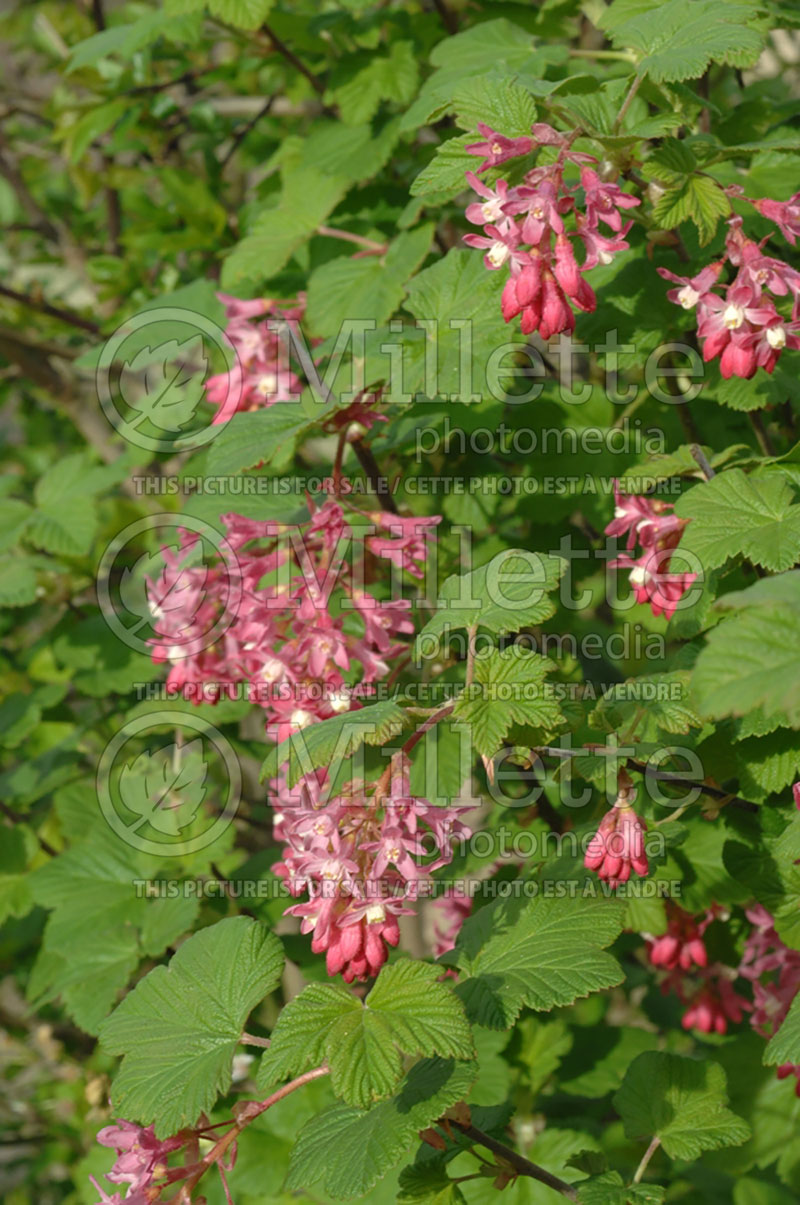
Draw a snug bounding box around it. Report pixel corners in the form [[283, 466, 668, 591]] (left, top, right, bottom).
[[606, 479, 696, 621], [739, 903, 800, 1095], [646, 904, 749, 1035], [89, 1120, 185, 1204], [646, 902, 800, 1090], [462, 122, 639, 339], [659, 215, 800, 380], [584, 802, 649, 887], [205, 292, 307, 424], [148, 500, 440, 738], [273, 754, 471, 982]]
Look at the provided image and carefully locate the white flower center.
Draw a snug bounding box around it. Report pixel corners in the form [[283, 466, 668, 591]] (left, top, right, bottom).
[[481, 199, 502, 222], [487, 241, 510, 268], [629, 566, 651, 587], [766, 325, 787, 349], [328, 690, 351, 714], [614, 505, 628, 520], [260, 657, 284, 683], [490, 141, 503, 155], [723, 304, 745, 329], [678, 285, 700, 309], [290, 708, 313, 729], [365, 904, 386, 924], [256, 372, 277, 396], [599, 249, 615, 265]]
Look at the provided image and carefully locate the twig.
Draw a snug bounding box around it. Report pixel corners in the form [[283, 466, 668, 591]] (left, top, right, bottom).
[[261, 23, 325, 96], [614, 74, 643, 132], [402, 703, 456, 756], [632, 1135, 661, 1184], [173, 1066, 330, 1199], [431, 0, 458, 35], [220, 96, 275, 170], [748, 410, 776, 456], [0, 283, 101, 335], [350, 438, 399, 513], [465, 622, 478, 689], [317, 224, 387, 253], [449, 1121, 578, 1200], [689, 444, 715, 480], [530, 745, 759, 812], [240, 1032, 270, 1048]]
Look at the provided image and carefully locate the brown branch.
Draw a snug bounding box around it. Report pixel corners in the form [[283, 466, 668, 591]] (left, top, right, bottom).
[[689, 444, 715, 480], [0, 283, 101, 335], [431, 0, 458, 35], [449, 1121, 578, 1200], [261, 23, 326, 96], [402, 703, 456, 756], [220, 96, 275, 170], [748, 410, 776, 457], [350, 438, 399, 513]]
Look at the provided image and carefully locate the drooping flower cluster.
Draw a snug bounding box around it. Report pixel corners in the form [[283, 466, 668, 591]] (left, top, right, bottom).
[[204, 292, 307, 424], [645, 903, 749, 1035], [89, 1120, 187, 1204], [659, 213, 800, 379], [462, 122, 639, 339], [606, 479, 697, 621], [273, 754, 472, 982], [739, 903, 800, 1095], [148, 500, 440, 737], [584, 773, 649, 887], [645, 902, 800, 1087]]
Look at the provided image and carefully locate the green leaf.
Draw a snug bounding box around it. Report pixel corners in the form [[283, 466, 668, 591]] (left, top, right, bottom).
[[415, 549, 566, 655], [99, 917, 284, 1137], [399, 249, 529, 403], [451, 76, 537, 137], [166, 0, 273, 29], [285, 1058, 477, 1199], [735, 730, 800, 801], [613, 1052, 751, 1160], [66, 11, 196, 71], [28, 831, 198, 1033], [25, 454, 100, 557], [676, 469, 800, 572], [765, 994, 800, 1067], [260, 960, 474, 1108], [0, 826, 34, 926], [711, 367, 800, 413], [119, 740, 208, 837], [410, 132, 483, 200], [590, 671, 702, 740], [0, 554, 39, 606], [652, 172, 730, 244], [454, 892, 626, 1028], [330, 41, 418, 125], [260, 700, 408, 786], [601, 0, 765, 83], [204, 399, 332, 476], [691, 601, 800, 725], [306, 226, 433, 339], [578, 1171, 666, 1204], [452, 645, 563, 759], [222, 166, 348, 290]]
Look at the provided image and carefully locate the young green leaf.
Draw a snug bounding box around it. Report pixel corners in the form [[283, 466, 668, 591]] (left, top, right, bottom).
[[613, 1052, 750, 1160], [454, 892, 626, 1028], [99, 917, 284, 1136], [259, 959, 474, 1108]]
